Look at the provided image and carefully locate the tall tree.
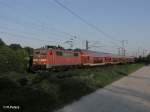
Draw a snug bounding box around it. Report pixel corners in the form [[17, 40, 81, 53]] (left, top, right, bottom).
[[0, 38, 5, 46], [24, 47, 33, 55]]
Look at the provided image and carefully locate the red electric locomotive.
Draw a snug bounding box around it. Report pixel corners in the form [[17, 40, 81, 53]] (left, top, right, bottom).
[[31, 46, 81, 71]]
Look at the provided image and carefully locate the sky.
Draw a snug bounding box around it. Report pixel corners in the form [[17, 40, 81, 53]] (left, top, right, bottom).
[[0, 0, 150, 56]]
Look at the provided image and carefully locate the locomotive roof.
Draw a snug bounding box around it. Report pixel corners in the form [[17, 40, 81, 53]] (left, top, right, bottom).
[[34, 47, 80, 52]]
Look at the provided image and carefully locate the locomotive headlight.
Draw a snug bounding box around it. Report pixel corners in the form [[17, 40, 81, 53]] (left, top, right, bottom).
[[33, 59, 38, 61], [40, 59, 46, 62]]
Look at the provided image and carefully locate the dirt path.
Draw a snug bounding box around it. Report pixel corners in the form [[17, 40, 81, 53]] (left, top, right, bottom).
[[56, 65, 150, 112]]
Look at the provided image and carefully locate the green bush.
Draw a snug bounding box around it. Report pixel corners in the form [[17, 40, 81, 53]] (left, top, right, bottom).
[[0, 77, 58, 112]]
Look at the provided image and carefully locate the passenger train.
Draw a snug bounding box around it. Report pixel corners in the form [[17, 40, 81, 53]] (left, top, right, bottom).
[[29, 46, 134, 71]]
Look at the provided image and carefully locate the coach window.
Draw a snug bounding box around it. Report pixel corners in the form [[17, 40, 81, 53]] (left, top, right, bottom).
[[56, 51, 63, 56]]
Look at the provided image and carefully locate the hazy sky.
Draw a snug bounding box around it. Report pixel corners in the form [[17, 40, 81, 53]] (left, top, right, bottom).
[[0, 0, 150, 55]]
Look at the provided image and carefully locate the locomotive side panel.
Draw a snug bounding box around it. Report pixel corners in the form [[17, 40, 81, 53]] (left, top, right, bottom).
[[51, 50, 81, 66]]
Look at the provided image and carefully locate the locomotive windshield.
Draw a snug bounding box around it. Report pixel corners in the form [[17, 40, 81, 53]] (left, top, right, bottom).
[[34, 49, 47, 55]]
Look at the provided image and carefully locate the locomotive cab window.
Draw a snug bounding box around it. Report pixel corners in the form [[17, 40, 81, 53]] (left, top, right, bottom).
[[34, 50, 47, 55], [34, 51, 40, 55]]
